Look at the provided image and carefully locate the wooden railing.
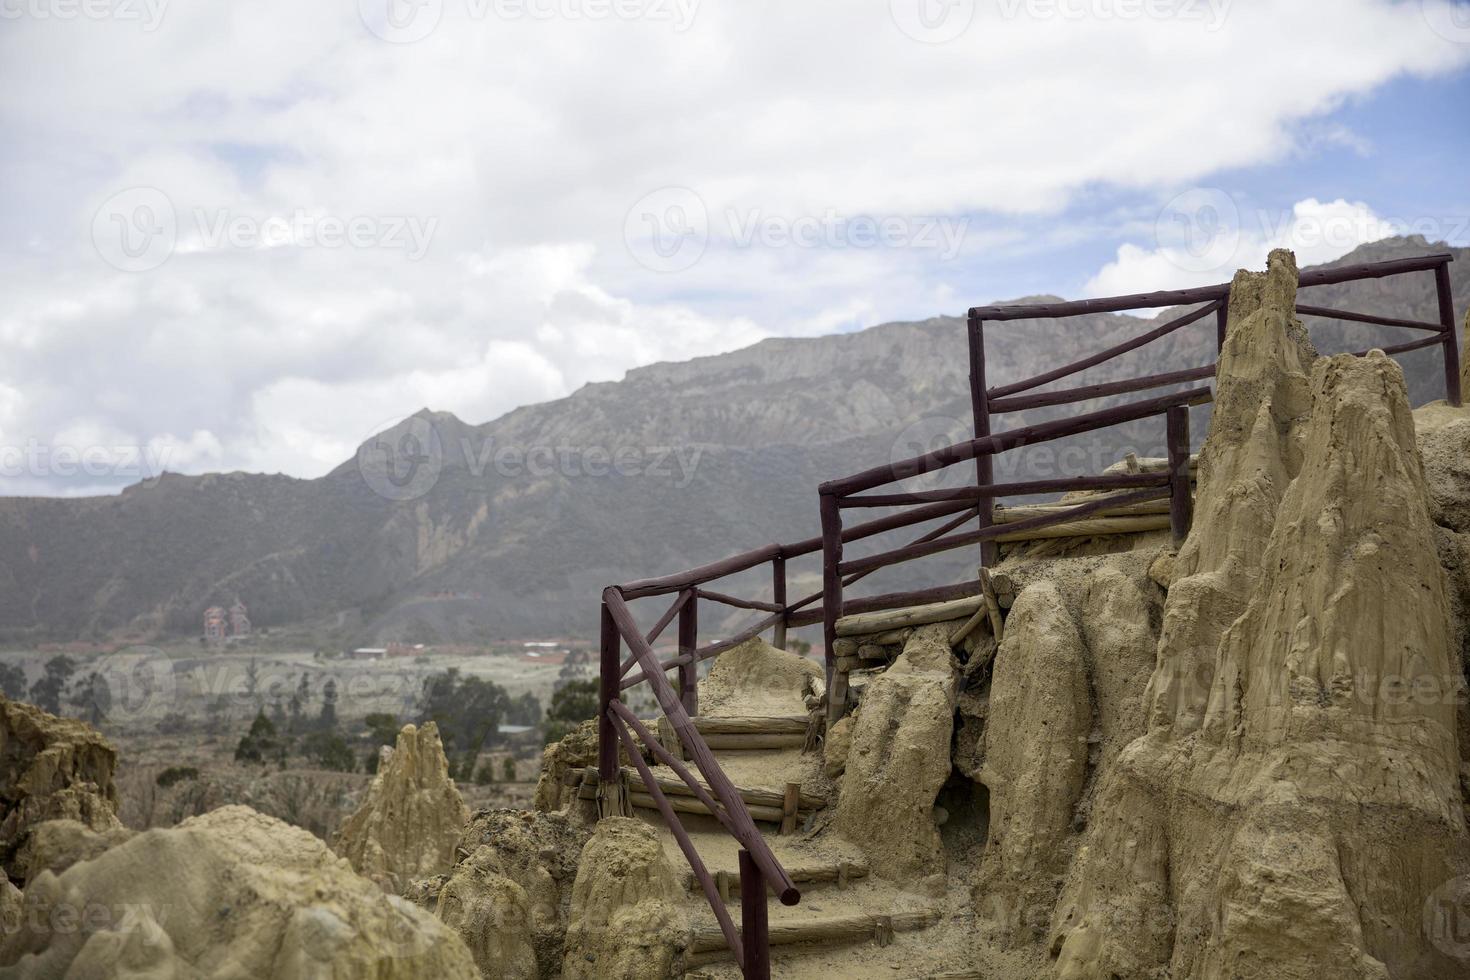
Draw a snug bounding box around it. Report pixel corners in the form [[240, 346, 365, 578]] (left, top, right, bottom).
[[596, 250, 1459, 977]]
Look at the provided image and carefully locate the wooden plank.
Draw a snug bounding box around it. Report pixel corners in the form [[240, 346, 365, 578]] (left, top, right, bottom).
[[628, 790, 786, 824], [988, 363, 1216, 414], [686, 908, 941, 961], [819, 386, 1212, 498], [780, 783, 800, 836], [994, 513, 1172, 543], [682, 861, 871, 895], [991, 497, 1171, 524], [587, 766, 825, 812], [836, 594, 984, 637]]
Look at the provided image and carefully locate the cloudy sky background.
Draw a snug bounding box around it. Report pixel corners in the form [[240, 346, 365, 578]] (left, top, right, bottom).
[[1, 0, 1468, 494]]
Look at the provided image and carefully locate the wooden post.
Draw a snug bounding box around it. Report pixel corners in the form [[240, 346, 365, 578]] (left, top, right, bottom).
[[1435, 263, 1462, 407], [598, 600, 625, 818], [678, 591, 699, 717], [780, 782, 800, 836], [1166, 406, 1193, 545], [1216, 294, 1229, 352], [771, 556, 787, 651], [968, 313, 997, 567], [739, 849, 771, 980], [820, 492, 844, 726]]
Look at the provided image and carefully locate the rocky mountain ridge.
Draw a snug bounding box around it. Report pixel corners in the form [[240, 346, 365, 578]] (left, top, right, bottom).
[[0, 238, 1464, 644]]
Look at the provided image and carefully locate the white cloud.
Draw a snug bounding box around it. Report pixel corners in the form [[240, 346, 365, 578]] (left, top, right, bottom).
[[1084, 196, 1418, 296], [0, 1, 1466, 492]]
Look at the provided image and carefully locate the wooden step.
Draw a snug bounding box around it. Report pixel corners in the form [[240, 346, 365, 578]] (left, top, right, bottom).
[[680, 859, 869, 899], [684, 908, 941, 967], [666, 714, 810, 751], [576, 767, 825, 827]]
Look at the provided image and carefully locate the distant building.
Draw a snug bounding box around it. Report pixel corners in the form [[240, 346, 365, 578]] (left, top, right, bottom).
[[203, 606, 228, 643], [350, 647, 388, 661], [229, 600, 251, 638]]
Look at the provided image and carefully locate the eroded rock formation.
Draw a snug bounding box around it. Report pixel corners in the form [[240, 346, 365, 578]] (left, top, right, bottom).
[[0, 805, 479, 978], [561, 817, 688, 979], [0, 696, 123, 885], [835, 624, 959, 883], [1048, 251, 1470, 979], [335, 721, 469, 892]]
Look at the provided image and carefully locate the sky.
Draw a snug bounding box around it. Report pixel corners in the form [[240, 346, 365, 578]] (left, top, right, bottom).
[[1, 0, 1468, 495]]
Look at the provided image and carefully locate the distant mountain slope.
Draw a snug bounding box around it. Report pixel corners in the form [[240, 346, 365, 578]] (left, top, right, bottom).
[[1, 238, 1463, 644]]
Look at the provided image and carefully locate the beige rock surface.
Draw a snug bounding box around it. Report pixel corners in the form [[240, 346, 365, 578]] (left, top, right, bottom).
[[436, 845, 538, 980], [561, 817, 688, 980], [0, 696, 123, 884], [0, 805, 479, 979], [1049, 252, 1470, 979], [975, 582, 1092, 943], [335, 722, 469, 892], [21, 818, 131, 886], [835, 624, 958, 881], [699, 636, 821, 717]]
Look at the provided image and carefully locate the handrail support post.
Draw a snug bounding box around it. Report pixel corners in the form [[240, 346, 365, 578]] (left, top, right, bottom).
[[678, 591, 699, 717], [1166, 405, 1193, 545], [739, 849, 771, 980], [598, 601, 627, 818], [771, 556, 788, 650], [1434, 262, 1462, 407]]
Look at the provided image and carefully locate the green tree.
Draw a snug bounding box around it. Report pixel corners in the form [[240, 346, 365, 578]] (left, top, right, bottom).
[[364, 712, 401, 747], [29, 656, 76, 714], [507, 691, 541, 727], [416, 669, 509, 776], [317, 678, 339, 731], [543, 678, 598, 744], [0, 662, 26, 700], [301, 731, 355, 772], [234, 710, 285, 766], [502, 756, 516, 782], [68, 672, 111, 725]]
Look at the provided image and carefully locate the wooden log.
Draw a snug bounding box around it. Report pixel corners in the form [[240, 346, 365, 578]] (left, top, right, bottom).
[[590, 766, 825, 811], [739, 849, 770, 979], [683, 861, 870, 895], [987, 363, 1216, 414], [678, 595, 699, 716], [947, 604, 989, 647], [1166, 405, 1193, 545], [994, 513, 1172, 543], [696, 588, 784, 614], [772, 556, 787, 651], [970, 312, 997, 567], [780, 783, 800, 835], [979, 568, 1004, 643], [629, 791, 786, 824], [992, 497, 1170, 524], [786, 580, 985, 630], [1294, 303, 1444, 332], [686, 908, 941, 962], [836, 594, 983, 637], [701, 733, 806, 751], [840, 486, 1170, 576], [838, 471, 1166, 508], [689, 716, 809, 736], [819, 386, 1212, 498], [1437, 263, 1463, 407]]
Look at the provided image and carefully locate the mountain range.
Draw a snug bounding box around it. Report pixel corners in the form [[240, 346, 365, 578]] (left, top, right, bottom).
[[1, 238, 1464, 647]]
